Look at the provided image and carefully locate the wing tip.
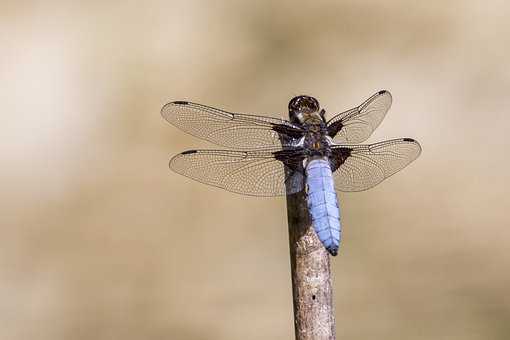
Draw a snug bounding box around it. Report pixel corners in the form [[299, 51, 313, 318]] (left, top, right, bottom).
[[394, 137, 422, 160], [160, 100, 190, 117], [378, 89, 392, 103], [169, 150, 198, 169], [172, 100, 190, 105], [402, 137, 422, 155]]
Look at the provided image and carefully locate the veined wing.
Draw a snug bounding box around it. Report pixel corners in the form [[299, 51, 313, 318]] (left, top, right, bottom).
[[170, 148, 306, 196], [329, 138, 421, 192], [327, 90, 392, 144], [161, 101, 304, 150]]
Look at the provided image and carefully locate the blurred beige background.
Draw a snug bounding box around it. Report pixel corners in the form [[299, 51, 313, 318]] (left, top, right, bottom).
[[1, 1, 509, 339]]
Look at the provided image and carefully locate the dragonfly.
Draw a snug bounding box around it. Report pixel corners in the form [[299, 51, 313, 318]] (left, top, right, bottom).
[[161, 90, 421, 256]]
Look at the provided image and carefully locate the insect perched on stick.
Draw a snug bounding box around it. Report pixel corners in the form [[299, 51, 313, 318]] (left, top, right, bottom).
[[161, 90, 421, 255]]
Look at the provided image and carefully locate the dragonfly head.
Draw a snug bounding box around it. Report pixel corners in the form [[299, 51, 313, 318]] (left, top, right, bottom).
[[288, 95, 325, 125]]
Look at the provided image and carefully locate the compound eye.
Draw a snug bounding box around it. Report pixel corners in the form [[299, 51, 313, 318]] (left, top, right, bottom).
[[289, 95, 319, 113]]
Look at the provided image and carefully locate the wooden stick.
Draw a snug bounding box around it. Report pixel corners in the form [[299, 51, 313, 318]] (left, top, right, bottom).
[[286, 189, 336, 340]]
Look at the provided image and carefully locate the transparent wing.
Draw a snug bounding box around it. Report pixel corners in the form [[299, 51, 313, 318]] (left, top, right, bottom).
[[161, 101, 304, 150], [330, 138, 421, 192], [169, 148, 306, 196], [327, 90, 392, 144]]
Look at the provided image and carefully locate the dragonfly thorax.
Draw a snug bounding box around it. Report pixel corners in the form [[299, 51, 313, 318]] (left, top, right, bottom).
[[303, 126, 331, 158]]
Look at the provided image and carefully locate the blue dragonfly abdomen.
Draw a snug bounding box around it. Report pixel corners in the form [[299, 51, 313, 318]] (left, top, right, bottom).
[[305, 158, 341, 256]]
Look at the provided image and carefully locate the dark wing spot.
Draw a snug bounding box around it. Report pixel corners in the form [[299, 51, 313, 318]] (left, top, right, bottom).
[[273, 149, 305, 172], [327, 120, 344, 138], [272, 124, 305, 140], [173, 101, 189, 105], [378, 90, 388, 95], [402, 138, 416, 142], [273, 150, 287, 162], [181, 150, 197, 155], [329, 147, 351, 172]]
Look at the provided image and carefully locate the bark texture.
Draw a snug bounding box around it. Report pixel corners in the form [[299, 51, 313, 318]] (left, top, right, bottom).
[[286, 189, 336, 340]]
